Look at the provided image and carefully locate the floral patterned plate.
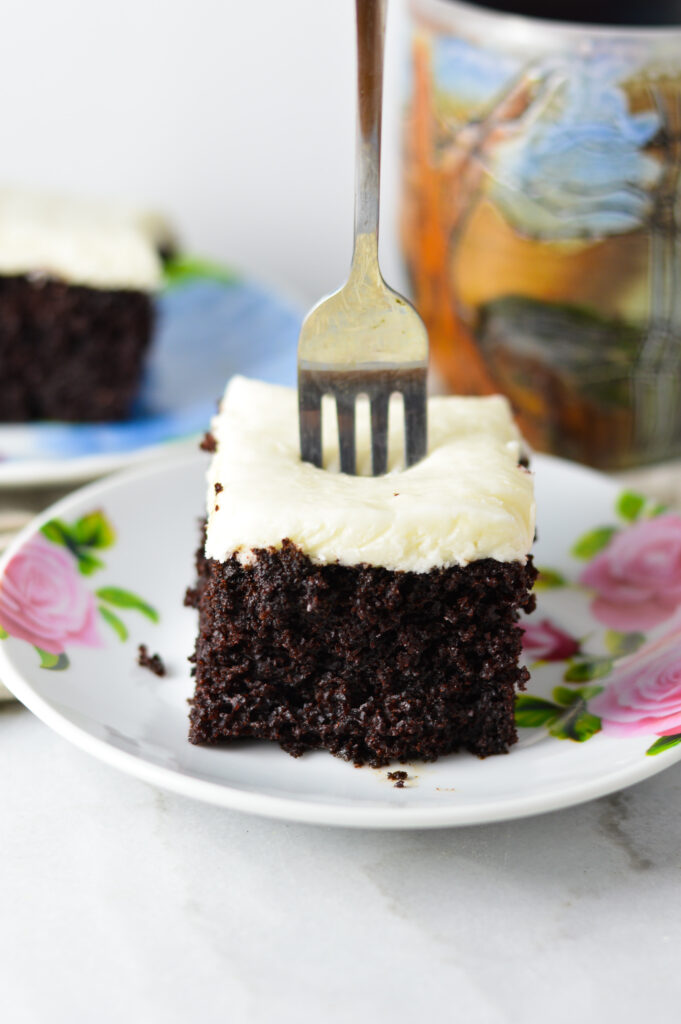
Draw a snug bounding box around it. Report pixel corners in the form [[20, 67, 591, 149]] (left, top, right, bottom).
[[0, 266, 300, 487], [1, 451, 680, 829]]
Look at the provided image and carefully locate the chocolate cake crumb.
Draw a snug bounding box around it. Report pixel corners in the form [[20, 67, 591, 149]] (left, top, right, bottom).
[[137, 644, 166, 677], [200, 431, 217, 453], [0, 275, 153, 421], [187, 524, 536, 767], [387, 770, 408, 788], [214, 482, 223, 494]]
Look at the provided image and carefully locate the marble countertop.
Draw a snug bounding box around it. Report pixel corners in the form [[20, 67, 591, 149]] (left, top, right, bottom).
[[3, 702, 680, 1023]]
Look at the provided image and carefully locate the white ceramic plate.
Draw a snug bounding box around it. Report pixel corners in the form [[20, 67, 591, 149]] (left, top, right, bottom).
[[0, 272, 300, 487], [1, 451, 681, 829]]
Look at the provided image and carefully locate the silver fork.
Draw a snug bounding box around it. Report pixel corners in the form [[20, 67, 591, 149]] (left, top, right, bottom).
[[298, 0, 428, 476]]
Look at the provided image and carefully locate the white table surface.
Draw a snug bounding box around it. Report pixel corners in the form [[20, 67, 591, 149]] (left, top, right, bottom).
[[3, 702, 681, 1023], [2, 2, 681, 1021]]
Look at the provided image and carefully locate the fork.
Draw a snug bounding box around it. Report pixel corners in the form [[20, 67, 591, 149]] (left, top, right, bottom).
[[297, 0, 428, 476]]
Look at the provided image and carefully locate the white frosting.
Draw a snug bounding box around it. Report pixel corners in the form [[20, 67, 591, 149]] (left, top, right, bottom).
[[130, 209, 177, 255], [0, 187, 162, 291], [204, 377, 535, 572]]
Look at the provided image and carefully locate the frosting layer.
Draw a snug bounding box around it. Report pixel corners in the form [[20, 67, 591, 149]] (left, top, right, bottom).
[[205, 376, 535, 572], [0, 188, 162, 291]]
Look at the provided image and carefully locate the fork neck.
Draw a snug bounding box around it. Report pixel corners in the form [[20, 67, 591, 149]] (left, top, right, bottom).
[[352, 0, 386, 269]]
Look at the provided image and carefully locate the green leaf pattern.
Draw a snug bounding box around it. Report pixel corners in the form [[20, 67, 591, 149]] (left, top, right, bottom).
[[646, 734, 681, 756], [163, 254, 236, 291], [34, 648, 69, 671], [571, 526, 617, 560], [603, 630, 646, 657], [72, 511, 116, 549], [534, 567, 566, 590], [98, 606, 129, 642], [96, 587, 159, 623], [563, 658, 614, 683], [42, 511, 114, 576], [516, 686, 603, 743], [615, 491, 646, 522]]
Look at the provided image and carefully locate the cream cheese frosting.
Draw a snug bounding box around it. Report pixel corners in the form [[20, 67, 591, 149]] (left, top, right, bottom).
[[204, 376, 535, 572], [0, 187, 162, 291]]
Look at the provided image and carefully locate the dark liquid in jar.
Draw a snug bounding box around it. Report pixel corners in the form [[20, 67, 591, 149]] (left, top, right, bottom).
[[466, 0, 681, 27]]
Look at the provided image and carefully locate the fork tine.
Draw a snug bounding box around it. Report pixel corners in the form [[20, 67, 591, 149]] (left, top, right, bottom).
[[336, 393, 357, 475], [299, 382, 323, 468], [297, 0, 428, 476], [370, 392, 389, 475], [404, 382, 427, 468]]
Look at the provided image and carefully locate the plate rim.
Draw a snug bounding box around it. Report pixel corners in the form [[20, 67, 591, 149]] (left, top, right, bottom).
[[0, 436, 200, 489], [1, 450, 681, 830]]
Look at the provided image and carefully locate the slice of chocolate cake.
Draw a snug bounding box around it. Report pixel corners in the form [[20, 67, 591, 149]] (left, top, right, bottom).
[[186, 376, 537, 767], [0, 188, 164, 421]]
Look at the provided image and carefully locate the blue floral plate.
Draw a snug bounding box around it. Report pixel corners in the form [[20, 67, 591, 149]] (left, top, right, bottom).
[[0, 268, 302, 486]]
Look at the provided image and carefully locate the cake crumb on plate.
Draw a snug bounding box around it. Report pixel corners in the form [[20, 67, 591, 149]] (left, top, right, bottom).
[[137, 644, 166, 677]]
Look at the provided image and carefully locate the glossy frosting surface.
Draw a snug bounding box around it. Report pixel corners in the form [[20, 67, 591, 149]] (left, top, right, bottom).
[[205, 376, 535, 571]]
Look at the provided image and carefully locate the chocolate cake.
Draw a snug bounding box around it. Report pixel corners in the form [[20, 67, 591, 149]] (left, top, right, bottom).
[[187, 377, 537, 767], [0, 188, 164, 422]]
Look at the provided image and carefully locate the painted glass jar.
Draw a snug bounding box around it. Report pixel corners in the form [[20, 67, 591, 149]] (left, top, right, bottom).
[[402, 0, 681, 469]]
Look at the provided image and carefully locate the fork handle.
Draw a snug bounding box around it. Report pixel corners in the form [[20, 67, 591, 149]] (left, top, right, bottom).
[[354, 0, 386, 245]]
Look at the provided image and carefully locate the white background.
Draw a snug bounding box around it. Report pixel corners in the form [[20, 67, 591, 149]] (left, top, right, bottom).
[[0, 0, 407, 305]]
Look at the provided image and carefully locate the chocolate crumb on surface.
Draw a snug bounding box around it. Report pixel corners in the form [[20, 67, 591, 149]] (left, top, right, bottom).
[[214, 482, 223, 494], [387, 770, 408, 780], [187, 524, 537, 767], [138, 644, 166, 677], [200, 431, 217, 453]]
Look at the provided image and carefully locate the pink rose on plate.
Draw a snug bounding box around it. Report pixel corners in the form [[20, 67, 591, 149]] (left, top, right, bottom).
[[580, 514, 681, 631], [591, 641, 681, 738], [520, 619, 580, 661], [0, 534, 101, 655]]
